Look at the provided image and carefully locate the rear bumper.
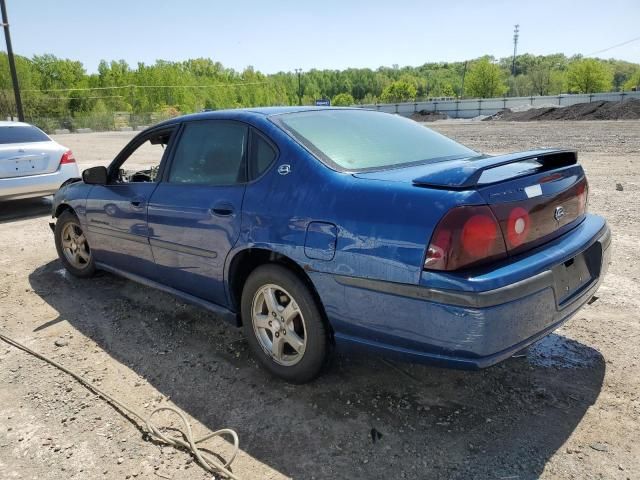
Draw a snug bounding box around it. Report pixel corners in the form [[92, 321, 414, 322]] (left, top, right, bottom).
[[311, 214, 610, 369], [0, 164, 80, 201]]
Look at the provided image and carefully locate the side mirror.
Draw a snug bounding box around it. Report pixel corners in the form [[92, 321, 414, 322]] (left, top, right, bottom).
[[82, 166, 108, 185]]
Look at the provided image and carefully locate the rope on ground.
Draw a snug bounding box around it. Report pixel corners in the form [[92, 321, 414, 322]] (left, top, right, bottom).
[[0, 330, 241, 480]]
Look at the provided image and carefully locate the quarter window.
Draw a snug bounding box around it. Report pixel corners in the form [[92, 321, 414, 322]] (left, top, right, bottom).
[[169, 121, 248, 185], [250, 131, 277, 179]]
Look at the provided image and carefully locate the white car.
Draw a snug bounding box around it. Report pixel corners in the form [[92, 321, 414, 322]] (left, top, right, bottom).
[[0, 121, 79, 201]]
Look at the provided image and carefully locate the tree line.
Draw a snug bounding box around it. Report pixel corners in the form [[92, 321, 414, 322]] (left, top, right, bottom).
[[1, 51, 639, 131]]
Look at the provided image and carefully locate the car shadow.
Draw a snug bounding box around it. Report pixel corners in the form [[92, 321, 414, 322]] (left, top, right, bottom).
[[28, 260, 605, 480], [0, 196, 52, 224]]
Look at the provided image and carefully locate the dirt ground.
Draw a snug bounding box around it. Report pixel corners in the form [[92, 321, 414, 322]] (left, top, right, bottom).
[[0, 120, 639, 480], [486, 99, 640, 122]]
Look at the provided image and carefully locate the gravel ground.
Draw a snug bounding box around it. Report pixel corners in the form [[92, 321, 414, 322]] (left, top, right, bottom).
[[0, 120, 639, 480]]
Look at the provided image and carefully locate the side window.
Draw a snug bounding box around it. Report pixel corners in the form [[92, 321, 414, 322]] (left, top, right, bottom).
[[114, 129, 172, 183], [169, 121, 248, 185], [249, 130, 277, 180]]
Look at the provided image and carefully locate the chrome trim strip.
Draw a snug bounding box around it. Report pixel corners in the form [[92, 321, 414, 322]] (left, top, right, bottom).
[[149, 238, 218, 259], [87, 225, 148, 244], [334, 224, 610, 309], [334, 270, 552, 308]]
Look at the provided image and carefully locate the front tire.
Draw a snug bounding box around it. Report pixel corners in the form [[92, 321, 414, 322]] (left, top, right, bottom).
[[54, 210, 96, 278], [241, 264, 329, 383]]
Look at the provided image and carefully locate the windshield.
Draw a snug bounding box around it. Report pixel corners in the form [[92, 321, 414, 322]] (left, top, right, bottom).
[[0, 125, 50, 144], [272, 109, 476, 172]]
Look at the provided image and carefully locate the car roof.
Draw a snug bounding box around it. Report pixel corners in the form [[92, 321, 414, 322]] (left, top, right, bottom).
[[244, 106, 367, 115], [216, 106, 366, 116], [155, 106, 373, 128]]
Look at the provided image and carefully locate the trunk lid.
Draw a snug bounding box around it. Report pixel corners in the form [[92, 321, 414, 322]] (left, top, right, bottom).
[[354, 148, 588, 257], [477, 164, 587, 254], [0, 141, 66, 179], [353, 149, 576, 187]]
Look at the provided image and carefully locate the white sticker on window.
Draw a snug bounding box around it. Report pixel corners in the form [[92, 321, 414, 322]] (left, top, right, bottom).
[[525, 184, 542, 198]]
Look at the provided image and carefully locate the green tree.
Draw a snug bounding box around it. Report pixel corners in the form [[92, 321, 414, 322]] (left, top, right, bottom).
[[567, 59, 613, 93], [623, 70, 640, 91], [379, 80, 417, 103], [31, 54, 86, 91], [3, 51, 639, 129], [465, 59, 507, 98], [332, 92, 354, 106], [509, 75, 533, 96], [439, 83, 455, 97], [529, 65, 555, 96], [607, 59, 639, 91], [360, 93, 378, 104]]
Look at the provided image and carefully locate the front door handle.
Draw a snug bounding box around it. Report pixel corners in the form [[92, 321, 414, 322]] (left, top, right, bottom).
[[211, 202, 235, 217]]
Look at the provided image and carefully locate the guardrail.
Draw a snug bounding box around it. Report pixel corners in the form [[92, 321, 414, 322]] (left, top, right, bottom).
[[355, 91, 640, 119]]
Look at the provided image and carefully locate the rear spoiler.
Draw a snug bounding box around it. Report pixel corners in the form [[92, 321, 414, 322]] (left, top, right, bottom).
[[412, 149, 577, 190]]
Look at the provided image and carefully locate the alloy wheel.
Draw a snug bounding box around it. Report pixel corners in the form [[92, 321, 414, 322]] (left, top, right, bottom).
[[251, 284, 307, 366], [60, 221, 91, 269]]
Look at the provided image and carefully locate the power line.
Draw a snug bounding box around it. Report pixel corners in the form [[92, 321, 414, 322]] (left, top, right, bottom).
[[22, 81, 270, 93], [295, 68, 303, 105], [585, 35, 640, 56], [37, 95, 125, 101]]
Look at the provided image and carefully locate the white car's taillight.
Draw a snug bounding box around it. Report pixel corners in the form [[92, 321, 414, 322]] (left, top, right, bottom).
[[59, 150, 76, 165]]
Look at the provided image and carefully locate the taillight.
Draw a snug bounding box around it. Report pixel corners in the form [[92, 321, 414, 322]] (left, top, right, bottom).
[[424, 206, 507, 271], [60, 150, 76, 165], [506, 206, 531, 248], [577, 179, 588, 214]]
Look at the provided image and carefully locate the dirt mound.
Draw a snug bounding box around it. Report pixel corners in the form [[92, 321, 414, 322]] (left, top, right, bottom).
[[411, 109, 448, 122], [485, 98, 640, 121]]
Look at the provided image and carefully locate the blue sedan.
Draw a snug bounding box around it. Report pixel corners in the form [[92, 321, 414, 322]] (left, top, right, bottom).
[[50, 107, 610, 383]]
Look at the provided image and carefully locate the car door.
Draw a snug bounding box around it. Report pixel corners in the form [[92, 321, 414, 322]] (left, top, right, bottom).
[[85, 126, 176, 278], [146, 120, 248, 306]]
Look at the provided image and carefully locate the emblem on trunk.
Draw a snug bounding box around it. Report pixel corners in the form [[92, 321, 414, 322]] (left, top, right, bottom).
[[554, 206, 566, 222]]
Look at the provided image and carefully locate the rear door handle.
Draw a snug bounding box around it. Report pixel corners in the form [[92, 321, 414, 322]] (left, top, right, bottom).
[[130, 197, 145, 208], [211, 202, 235, 217]]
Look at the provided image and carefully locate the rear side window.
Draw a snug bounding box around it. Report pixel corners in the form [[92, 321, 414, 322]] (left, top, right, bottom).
[[249, 131, 277, 179], [0, 125, 50, 144], [169, 121, 248, 185]]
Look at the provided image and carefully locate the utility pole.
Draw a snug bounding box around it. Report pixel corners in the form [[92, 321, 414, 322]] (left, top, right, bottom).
[[1, 0, 24, 121], [295, 68, 302, 106], [460, 61, 468, 98], [511, 24, 519, 77]]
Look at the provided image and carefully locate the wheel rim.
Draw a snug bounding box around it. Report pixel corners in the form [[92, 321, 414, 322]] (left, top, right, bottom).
[[251, 284, 307, 366], [61, 221, 91, 269]]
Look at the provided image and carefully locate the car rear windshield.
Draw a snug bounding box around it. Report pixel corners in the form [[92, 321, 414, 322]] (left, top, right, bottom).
[[271, 109, 476, 172], [0, 125, 50, 144]]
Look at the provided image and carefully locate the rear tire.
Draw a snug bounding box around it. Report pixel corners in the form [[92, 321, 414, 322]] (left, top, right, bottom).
[[241, 264, 329, 383], [54, 210, 96, 278]]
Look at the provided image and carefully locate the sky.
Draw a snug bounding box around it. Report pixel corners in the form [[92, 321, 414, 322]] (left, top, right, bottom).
[[2, 0, 640, 73]]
